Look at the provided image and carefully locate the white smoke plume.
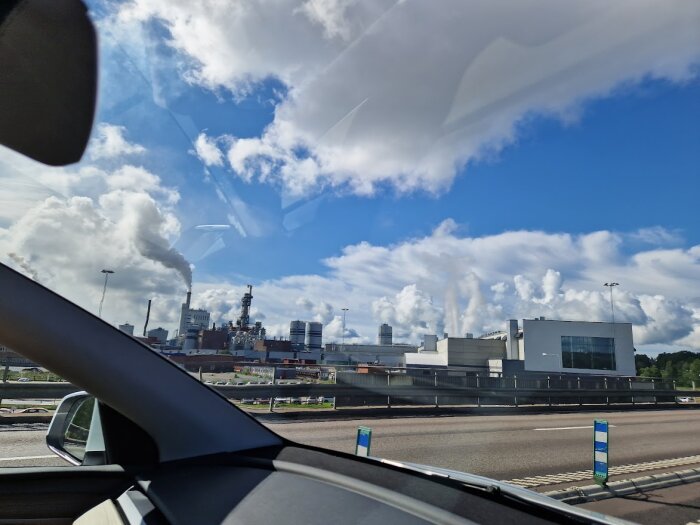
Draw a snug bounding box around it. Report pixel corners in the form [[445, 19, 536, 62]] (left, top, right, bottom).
[[7, 252, 40, 282], [129, 197, 193, 289]]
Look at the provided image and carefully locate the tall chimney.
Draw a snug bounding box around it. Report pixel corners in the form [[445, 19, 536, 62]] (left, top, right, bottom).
[[143, 299, 152, 337], [186, 290, 191, 309]]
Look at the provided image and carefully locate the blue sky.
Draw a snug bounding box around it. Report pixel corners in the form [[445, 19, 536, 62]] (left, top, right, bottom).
[[95, 65, 700, 282]]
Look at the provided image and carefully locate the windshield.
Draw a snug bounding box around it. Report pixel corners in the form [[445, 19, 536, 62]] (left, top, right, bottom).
[[1, 1, 699, 522]]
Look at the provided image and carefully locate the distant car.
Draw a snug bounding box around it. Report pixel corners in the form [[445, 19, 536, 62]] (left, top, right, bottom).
[[0, 408, 12, 413], [215, 381, 226, 385], [677, 396, 694, 403], [17, 377, 32, 382], [240, 398, 255, 404], [17, 407, 49, 413]]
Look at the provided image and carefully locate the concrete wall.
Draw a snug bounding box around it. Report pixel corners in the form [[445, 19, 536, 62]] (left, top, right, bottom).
[[441, 337, 506, 367], [324, 350, 407, 367], [404, 351, 448, 367], [522, 319, 635, 376]]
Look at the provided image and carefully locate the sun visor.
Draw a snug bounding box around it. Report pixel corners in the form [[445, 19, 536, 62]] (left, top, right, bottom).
[[0, 0, 97, 166]]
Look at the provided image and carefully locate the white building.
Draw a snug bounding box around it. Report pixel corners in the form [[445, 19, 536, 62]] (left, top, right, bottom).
[[406, 336, 505, 369], [405, 318, 636, 377], [324, 342, 418, 367], [514, 318, 635, 376], [177, 291, 210, 341]]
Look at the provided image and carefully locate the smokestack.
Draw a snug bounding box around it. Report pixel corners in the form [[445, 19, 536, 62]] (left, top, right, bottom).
[[143, 299, 152, 337], [186, 290, 191, 309]]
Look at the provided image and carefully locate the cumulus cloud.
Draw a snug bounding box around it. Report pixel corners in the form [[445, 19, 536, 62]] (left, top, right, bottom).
[[372, 285, 443, 340], [194, 133, 225, 167], [88, 123, 146, 160], [116, 0, 700, 196], [189, 221, 700, 349], [0, 124, 193, 329]]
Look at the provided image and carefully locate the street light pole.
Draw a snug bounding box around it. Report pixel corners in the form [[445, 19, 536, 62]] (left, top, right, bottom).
[[341, 308, 349, 351], [603, 282, 619, 325], [98, 269, 115, 318], [604, 282, 619, 352]]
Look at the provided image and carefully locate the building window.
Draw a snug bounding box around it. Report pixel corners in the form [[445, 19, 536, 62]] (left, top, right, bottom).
[[561, 336, 616, 370]]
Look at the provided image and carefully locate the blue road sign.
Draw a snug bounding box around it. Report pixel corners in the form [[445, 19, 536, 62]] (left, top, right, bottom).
[[593, 419, 609, 484], [356, 426, 372, 457]]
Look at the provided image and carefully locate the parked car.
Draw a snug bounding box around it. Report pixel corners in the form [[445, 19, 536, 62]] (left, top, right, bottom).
[[17, 407, 50, 413], [17, 377, 32, 382]]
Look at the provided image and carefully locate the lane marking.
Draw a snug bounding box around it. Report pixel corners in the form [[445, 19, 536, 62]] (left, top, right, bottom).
[[0, 454, 55, 462], [505, 454, 700, 488], [534, 425, 617, 431]]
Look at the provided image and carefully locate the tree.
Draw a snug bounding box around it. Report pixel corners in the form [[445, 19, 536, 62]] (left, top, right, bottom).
[[661, 361, 677, 380], [635, 354, 653, 374], [639, 366, 660, 378]]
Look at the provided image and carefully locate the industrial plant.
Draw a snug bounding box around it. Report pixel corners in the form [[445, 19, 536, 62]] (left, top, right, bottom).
[[115, 285, 637, 379]]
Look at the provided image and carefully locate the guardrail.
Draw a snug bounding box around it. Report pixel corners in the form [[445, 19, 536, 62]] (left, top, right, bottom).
[[1, 381, 694, 408]]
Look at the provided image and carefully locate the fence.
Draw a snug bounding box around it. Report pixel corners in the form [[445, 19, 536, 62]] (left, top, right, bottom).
[[0, 368, 692, 409]]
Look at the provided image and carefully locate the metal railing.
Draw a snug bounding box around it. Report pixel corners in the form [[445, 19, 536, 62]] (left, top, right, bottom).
[[1, 372, 693, 410]]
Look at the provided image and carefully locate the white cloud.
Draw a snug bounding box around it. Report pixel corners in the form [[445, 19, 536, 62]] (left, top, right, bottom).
[[116, 0, 700, 196], [187, 221, 700, 350], [194, 133, 225, 167], [0, 126, 192, 331], [372, 285, 443, 340], [88, 123, 146, 160]]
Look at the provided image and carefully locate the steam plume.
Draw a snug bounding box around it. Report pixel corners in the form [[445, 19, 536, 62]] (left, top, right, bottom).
[[136, 238, 192, 289], [8, 253, 40, 282]]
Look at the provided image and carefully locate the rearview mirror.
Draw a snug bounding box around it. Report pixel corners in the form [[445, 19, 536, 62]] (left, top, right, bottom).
[[46, 392, 106, 466], [0, 0, 97, 165]]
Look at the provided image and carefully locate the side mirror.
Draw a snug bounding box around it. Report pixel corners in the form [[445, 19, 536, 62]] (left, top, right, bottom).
[[0, 0, 97, 165], [46, 392, 106, 466]]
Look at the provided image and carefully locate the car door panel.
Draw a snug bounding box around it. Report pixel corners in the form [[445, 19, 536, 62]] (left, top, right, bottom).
[[0, 466, 131, 524]]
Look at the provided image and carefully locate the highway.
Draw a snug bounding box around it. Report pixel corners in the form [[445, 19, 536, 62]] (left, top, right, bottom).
[[266, 408, 700, 482], [1, 408, 700, 481]]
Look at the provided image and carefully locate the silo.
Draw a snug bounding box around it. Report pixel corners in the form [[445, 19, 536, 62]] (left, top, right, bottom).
[[183, 327, 199, 352], [305, 321, 323, 352], [290, 320, 306, 345], [378, 323, 392, 345]]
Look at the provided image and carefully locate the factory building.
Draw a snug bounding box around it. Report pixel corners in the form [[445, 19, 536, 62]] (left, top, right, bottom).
[[378, 324, 392, 345], [227, 285, 266, 352], [324, 342, 419, 367], [405, 318, 636, 377], [147, 327, 168, 344], [198, 326, 229, 351], [177, 291, 211, 341], [118, 323, 134, 336]]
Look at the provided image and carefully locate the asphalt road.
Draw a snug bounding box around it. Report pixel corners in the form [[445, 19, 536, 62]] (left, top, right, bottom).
[[1, 409, 699, 524], [0, 425, 64, 467], [1, 408, 700, 479], [265, 408, 700, 481]]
